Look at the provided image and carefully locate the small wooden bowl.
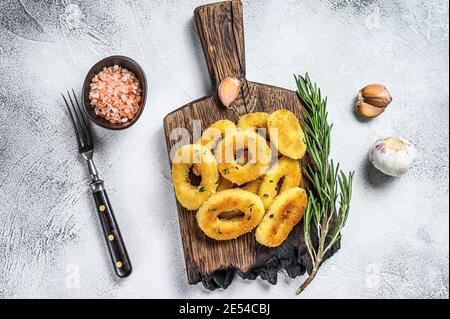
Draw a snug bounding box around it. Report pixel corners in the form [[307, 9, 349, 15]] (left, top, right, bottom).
[[82, 56, 147, 130]]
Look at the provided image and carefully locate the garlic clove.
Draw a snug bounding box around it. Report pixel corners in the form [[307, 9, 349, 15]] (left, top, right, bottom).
[[359, 84, 393, 108], [357, 102, 385, 119], [218, 77, 241, 107], [369, 136, 417, 177]]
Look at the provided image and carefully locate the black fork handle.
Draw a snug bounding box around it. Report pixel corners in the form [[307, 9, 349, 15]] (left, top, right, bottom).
[[92, 182, 132, 278]]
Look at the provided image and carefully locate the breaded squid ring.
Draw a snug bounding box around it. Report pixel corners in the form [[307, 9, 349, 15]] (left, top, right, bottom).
[[256, 187, 308, 247], [217, 176, 261, 194], [197, 189, 265, 240], [197, 119, 236, 150], [217, 176, 235, 192], [268, 109, 307, 160], [259, 156, 301, 210], [242, 177, 262, 195], [172, 144, 218, 211], [216, 131, 272, 186], [215, 177, 261, 222], [214, 178, 261, 219], [237, 112, 269, 133]]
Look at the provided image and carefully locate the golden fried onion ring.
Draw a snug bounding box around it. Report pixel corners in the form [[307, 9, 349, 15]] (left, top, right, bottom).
[[259, 156, 301, 210], [268, 109, 307, 160], [172, 144, 218, 210], [237, 112, 269, 132], [197, 119, 236, 150], [216, 131, 271, 186], [256, 187, 308, 247], [197, 189, 265, 240]]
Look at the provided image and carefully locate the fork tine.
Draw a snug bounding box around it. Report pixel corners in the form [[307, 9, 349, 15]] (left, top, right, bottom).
[[72, 88, 92, 147], [66, 90, 88, 149], [62, 92, 83, 151]]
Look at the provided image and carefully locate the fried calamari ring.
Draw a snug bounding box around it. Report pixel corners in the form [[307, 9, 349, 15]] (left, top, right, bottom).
[[217, 175, 261, 197], [172, 144, 218, 211], [216, 177, 261, 220], [214, 178, 261, 219], [197, 119, 236, 150], [242, 177, 262, 194], [217, 173, 262, 194], [268, 109, 306, 160], [237, 112, 269, 133], [197, 189, 265, 240], [259, 156, 301, 210], [256, 187, 308, 247], [217, 176, 235, 192], [216, 131, 271, 186], [191, 120, 235, 177]]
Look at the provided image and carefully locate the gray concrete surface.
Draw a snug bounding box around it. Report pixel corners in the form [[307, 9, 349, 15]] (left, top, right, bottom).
[[0, 0, 448, 298]]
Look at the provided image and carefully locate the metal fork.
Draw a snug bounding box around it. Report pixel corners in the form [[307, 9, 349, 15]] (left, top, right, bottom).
[[62, 89, 132, 278]]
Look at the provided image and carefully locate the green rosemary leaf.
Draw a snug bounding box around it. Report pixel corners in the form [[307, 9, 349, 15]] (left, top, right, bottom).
[[295, 73, 354, 295]]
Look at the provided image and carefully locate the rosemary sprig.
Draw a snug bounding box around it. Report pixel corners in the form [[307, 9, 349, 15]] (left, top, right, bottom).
[[295, 73, 355, 295]]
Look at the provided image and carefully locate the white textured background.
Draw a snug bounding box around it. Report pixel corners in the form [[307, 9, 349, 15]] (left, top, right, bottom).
[[0, 0, 448, 299]]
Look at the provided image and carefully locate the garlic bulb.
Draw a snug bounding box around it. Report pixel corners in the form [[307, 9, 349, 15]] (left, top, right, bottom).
[[369, 137, 416, 177]]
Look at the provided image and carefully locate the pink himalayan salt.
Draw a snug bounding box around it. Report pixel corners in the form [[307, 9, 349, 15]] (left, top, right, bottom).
[[89, 65, 142, 124]]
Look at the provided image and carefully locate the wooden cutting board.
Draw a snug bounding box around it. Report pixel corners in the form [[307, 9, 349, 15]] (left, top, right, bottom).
[[163, 0, 339, 290]]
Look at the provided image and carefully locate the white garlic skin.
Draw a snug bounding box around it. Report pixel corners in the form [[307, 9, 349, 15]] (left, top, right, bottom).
[[369, 137, 417, 177]]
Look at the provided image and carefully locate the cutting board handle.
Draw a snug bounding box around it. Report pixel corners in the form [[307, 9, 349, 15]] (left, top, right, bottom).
[[195, 0, 246, 89]]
